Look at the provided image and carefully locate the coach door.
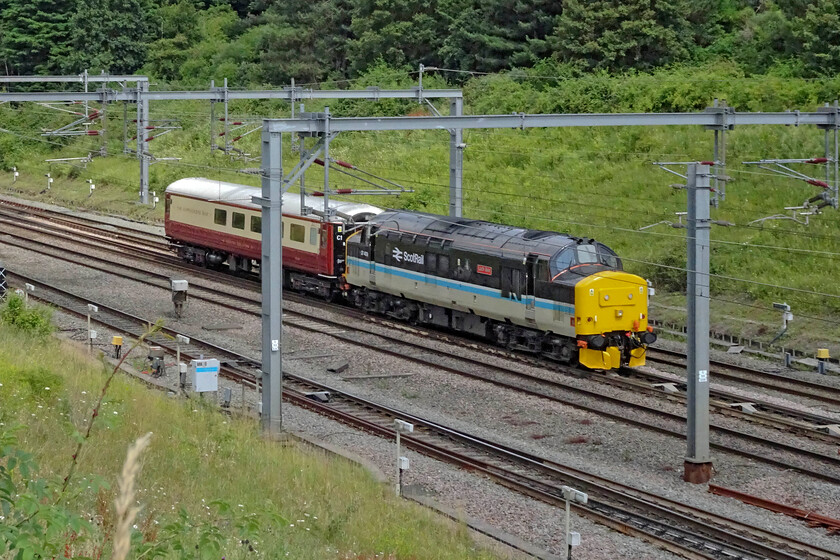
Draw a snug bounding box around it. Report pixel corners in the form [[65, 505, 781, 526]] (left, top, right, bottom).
[[524, 254, 538, 323]]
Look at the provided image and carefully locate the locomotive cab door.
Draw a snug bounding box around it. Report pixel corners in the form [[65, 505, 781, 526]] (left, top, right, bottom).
[[524, 253, 538, 323], [366, 225, 377, 286]]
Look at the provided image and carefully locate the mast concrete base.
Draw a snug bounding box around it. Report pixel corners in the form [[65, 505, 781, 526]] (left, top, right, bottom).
[[683, 460, 713, 484]]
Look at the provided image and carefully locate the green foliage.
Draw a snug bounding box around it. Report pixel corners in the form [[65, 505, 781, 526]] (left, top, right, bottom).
[[436, 0, 561, 74], [553, 0, 695, 72], [0, 295, 54, 338], [0, 426, 95, 560], [66, 0, 153, 74], [0, 0, 75, 74], [347, 0, 445, 75]]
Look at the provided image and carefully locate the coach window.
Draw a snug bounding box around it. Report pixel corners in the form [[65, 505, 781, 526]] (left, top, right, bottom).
[[250, 216, 261, 233], [232, 212, 245, 230], [214, 209, 227, 226], [290, 223, 305, 243], [310, 227, 318, 245]]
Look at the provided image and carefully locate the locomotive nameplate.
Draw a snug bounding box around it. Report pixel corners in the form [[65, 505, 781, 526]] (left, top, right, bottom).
[[477, 264, 493, 275]]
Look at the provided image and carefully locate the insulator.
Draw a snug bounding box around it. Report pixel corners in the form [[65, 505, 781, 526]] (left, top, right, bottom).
[[311, 191, 324, 197], [86, 130, 100, 136], [334, 159, 355, 169], [806, 179, 830, 188], [232, 135, 242, 142], [335, 188, 353, 194], [807, 157, 829, 164]]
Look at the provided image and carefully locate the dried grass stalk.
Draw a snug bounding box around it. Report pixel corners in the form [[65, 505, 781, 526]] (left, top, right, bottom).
[[112, 432, 152, 560]]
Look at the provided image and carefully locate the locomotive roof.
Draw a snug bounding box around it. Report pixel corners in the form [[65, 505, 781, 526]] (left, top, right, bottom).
[[165, 177, 384, 222], [371, 210, 580, 257]]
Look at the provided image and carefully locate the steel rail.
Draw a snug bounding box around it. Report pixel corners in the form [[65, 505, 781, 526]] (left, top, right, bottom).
[[6, 272, 833, 560], [4, 205, 840, 478]]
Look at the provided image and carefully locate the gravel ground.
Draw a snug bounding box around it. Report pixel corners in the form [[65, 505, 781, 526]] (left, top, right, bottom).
[[2, 198, 839, 559]]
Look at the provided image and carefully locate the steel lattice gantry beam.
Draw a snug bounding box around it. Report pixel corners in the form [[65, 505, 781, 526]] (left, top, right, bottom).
[[257, 104, 840, 462], [0, 88, 463, 103], [264, 108, 840, 133], [0, 83, 464, 205]]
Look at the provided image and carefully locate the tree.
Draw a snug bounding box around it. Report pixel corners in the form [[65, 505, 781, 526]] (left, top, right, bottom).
[[254, 0, 354, 84], [65, 0, 153, 74], [440, 0, 562, 73], [792, 0, 840, 76], [0, 0, 75, 75], [347, 0, 446, 75], [553, 0, 694, 72]]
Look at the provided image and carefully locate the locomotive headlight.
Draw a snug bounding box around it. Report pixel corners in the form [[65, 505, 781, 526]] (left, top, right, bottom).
[[615, 310, 623, 318]]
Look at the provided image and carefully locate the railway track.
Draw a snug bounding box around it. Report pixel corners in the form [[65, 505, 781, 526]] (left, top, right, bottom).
[[5, 210, 840, 441], [4, 203, 840, 475], [646, 347, 840, 408], [0, 197, 168, 250], [6, 259, 840, 485], [7, 271, 838, 560]]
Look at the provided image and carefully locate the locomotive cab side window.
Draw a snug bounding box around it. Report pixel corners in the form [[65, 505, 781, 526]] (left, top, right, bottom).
[[310, 227, 318, 245], [501, 267, 522, 299], [250, 216, 261, 233], [536, 259, 550, 282], [232, 212, 245, 230], [214, 209, 227, 226]]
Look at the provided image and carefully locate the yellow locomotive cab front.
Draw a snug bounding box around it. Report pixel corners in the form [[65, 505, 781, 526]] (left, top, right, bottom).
[[574, 270, 654, 369]]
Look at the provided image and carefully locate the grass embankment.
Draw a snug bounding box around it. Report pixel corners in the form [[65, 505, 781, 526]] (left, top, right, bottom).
[[0, 322, 498, 559], [2, 63, 840, 353]]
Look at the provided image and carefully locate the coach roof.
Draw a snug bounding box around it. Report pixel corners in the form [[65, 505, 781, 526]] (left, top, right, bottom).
[[166, 177, 384, 221]]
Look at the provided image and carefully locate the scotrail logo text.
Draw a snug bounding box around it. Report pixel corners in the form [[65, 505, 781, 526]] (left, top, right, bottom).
[[391, 246, 424, 265]]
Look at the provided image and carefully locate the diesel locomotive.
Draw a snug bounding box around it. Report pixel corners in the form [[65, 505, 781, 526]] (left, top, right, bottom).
[[165, 178, 656, 369]]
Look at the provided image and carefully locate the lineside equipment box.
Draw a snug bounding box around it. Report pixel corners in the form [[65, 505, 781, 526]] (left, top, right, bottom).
[[189, 358, 219, 393]]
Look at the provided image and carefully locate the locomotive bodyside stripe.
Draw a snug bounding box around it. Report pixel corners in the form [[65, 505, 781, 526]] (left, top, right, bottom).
[[347, 256, 575, 314]]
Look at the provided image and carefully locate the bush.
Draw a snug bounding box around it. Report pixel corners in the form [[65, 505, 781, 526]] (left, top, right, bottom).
[[0, 294, 54, 338]]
